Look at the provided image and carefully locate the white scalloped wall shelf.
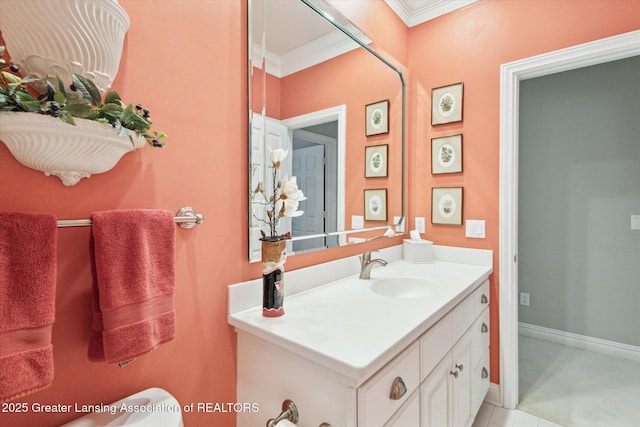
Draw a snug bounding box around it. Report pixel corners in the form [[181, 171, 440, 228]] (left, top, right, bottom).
[[0, 112, 145, 186], [0, 0, 130, 93]]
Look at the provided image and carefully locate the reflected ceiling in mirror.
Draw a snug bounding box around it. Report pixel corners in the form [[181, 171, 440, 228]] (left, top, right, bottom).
[[248, 0, 405, 262]]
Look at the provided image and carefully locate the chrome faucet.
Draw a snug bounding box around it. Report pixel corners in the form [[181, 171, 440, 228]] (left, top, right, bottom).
[[359, 250, 387, 279]]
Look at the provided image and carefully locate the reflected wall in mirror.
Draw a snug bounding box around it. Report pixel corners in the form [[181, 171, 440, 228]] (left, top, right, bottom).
[[248, 0, 405, 262]]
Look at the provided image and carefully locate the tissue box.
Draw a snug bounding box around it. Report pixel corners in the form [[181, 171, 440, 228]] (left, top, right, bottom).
[[403, 239, 433, 263]]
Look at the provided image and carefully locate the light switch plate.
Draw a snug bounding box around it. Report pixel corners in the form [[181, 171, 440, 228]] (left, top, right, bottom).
[[415, 217, 426, 233], [394, 216, 405, 232], [352, 215, 364, 229], [631, 214, 640, 230], [466, 220, 486, 238]]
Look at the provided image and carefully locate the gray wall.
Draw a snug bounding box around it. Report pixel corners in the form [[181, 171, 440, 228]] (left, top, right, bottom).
[[518, 56, 640, 347]]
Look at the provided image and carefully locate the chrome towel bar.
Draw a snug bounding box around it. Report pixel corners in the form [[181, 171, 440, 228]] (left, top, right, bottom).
[[56, 206, 204, 229]]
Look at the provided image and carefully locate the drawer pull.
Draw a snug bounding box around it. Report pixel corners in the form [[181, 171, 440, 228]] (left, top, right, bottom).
[[481, 322, 489, 333], [482, 367, 489, 379], [455, 363, 464, 372], [450, 370, 459, 378], [319, 424, 333, 427], [481, 294, 488, 304], [389, 377, 407, 400]]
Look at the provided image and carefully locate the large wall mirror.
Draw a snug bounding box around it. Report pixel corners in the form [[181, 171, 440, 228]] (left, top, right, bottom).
[[248, 0, 405, 262]]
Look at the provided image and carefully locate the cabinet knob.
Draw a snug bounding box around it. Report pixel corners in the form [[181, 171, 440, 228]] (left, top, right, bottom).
[[389, 376, 407, 400], [482, 367, 489, 379], [481, 294, 488, 304], [455, 363, 464, 372], [450, 370, 459, 378], [481, 322, 489, 333]]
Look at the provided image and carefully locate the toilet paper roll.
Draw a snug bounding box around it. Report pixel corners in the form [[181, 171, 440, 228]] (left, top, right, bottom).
[[274, 420, 297, 427]]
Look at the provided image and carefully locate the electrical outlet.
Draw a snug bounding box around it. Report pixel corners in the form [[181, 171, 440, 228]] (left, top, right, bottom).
[[520, 292, 530, 307]]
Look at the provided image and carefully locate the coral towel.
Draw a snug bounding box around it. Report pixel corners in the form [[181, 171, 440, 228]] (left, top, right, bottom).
[[88, 209, 176, 364], [0, 213, 57, 402]]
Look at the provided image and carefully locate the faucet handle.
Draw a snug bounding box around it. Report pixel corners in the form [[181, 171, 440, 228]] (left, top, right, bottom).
[[360, 250, 376, 263]]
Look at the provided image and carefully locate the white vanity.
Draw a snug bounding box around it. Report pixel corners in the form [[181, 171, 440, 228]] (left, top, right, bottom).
[[228, 245, 492, 427]]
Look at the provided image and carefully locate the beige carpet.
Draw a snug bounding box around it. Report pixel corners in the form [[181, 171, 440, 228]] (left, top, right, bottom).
[[518, 335, 640, 427]]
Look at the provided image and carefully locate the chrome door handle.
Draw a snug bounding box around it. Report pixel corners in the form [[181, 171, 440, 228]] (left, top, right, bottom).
[[389, 377, 407, 400], [481, 322, 489, 333], [450, 370, 459, 378], [455, 363, 464, 372], [482, 367, 489, 379]]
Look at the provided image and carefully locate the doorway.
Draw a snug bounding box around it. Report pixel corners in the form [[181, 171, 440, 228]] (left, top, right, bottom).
[[282, 105, 347, 252], [291, 123, 339, 252], [498, 30, 640, 409]]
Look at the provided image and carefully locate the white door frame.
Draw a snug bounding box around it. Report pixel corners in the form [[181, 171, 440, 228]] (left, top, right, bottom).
[[282, 105, 347, 243], [499, 30, 640, 409]]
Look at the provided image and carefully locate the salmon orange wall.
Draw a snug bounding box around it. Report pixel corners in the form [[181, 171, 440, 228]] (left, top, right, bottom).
[[0, 1, 248, 425], [0, 1, 403, 426], [407, 0, 640, 383], [279, 47, 404, 229]]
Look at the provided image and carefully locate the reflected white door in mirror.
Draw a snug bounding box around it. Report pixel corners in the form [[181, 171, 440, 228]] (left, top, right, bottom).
[[249, 105, 346, 262]]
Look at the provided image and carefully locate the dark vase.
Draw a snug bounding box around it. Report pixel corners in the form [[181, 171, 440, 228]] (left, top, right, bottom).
[[261, 238, 287, 317]]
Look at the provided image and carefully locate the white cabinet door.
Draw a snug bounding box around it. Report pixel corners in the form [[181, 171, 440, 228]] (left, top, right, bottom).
[[386, 391, 420, 427], [451, 332, 472, 427], [420, 353, 452, 427], [420, 329, 472, 427]]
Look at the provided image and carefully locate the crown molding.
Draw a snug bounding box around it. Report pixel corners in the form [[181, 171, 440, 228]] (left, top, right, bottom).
[[384, 0, 479, 28], [252, 26, 371, 78]]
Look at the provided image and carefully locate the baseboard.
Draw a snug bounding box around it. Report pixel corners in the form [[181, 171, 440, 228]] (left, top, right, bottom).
[[519, 322, 640, 362], [485, 382, 501, 406]]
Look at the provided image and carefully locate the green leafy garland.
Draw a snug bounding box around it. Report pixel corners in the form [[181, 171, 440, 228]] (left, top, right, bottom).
[[0, 46, 166, 148]]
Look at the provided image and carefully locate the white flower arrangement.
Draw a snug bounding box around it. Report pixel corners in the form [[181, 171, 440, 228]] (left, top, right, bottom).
[[252, 148, 306, 240]]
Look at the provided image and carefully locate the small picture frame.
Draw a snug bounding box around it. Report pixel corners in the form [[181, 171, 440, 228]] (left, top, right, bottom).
[[432, 187, 463, 225], [431, 134, 462, 174], [364, 189, 387, 221], [431, 82, 463, 125], [365, 100, 389, 136], [365, 144, 388, 177]]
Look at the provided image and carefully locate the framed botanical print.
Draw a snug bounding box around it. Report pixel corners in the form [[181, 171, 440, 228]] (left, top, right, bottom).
[[365, 100, 389, 136], [432, 187, 463, 225], [431, 82, 463, 125], [431, 134, 462, 174], [364, 189, 387, 221], [365, 144, 388, 177]]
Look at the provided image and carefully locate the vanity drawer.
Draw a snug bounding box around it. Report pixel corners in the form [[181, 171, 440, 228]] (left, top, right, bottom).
[[471, 351, 490, 416], [471, 307, 490, 369], [358, 341, 420, 427], [453, 280, 490, 343], [452, 291, 475, 343], [473, 280, 490, 318], [420, 312, 453, 381]]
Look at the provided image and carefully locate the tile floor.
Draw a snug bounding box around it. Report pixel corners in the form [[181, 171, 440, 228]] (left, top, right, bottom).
[[471, 403, 562, 427]]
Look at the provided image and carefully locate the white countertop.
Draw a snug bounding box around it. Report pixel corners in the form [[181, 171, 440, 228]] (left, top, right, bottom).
[[228, 245, 492, 384]]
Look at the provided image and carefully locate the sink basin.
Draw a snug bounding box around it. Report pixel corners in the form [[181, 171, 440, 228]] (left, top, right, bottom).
[[370, 277, 441, 298]]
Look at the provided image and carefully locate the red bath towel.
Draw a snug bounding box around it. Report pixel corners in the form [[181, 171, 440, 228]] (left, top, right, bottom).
[[88, 209, 176, 364], [0, 212, 57, 402]]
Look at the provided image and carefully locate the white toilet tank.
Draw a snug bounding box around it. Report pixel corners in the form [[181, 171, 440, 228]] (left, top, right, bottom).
[[60, 388, 183, 426]]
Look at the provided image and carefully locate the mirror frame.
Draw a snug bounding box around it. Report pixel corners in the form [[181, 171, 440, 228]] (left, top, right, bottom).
[[248, 0, 405, 260]]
